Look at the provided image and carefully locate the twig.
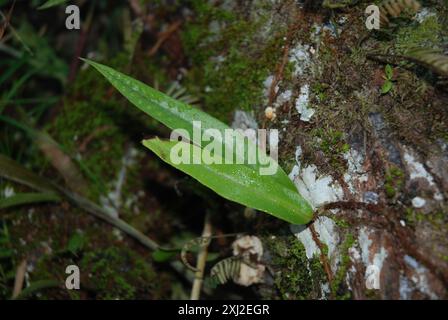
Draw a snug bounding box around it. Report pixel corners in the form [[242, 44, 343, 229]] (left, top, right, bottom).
[[309, 223, 334, 297], [0, 0, 15, 41], [365, 52, 407, 66], [148, 20, 182, 57], [190, 213, 212, 300], [0, 9, 32, 55], [11, 259, 27, 299], [267, 37, 291, 107]]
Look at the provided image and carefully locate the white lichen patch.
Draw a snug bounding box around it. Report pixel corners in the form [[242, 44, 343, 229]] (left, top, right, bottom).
[[403, 255, 438, 299], [415, 8, 436, 23], [404, 151, 435, 183], [399, 275, 414, 300], [275, 89, 292, 106], [291, 216, 340, 271], [263, 75, 276, 100], [403, 149, 443, 201], [343, 149, 369, 197], [289, 43, 311, 77], [372, 247, 388, 276], [288, 143, 343, 268], [290, 164, 343, 209], [358, 227, 372, 265], [291, 224, 319, 259], [295, 84, 315, 122], [320, 283, 330, 299], [357, 227, 388, 287], [348, 247, 361, 263]]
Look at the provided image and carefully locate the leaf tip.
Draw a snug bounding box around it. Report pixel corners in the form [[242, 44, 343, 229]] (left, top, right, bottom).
[[142, 138, 161, 150], [79, 57, 96, 67]]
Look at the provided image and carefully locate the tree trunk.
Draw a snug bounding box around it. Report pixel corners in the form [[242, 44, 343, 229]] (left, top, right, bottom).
[[226, 0, 448, 299]]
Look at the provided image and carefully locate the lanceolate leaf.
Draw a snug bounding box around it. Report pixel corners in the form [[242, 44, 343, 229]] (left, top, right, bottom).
[[0, 192, 60, 209], [12, 280, 60, 300], [385, 64, 393, 80], [0, 154, 57, 193], [143, 139, 313, 225], [38, 0, 68, 10], [84, 59, 313, 224], [381, 80, 393, 94], [82, 59, 297, 192]]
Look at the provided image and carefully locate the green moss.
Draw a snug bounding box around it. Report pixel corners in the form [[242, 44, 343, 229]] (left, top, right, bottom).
[[406, 208, 448, 231], [31, 246, 166, 299], [331, 233, 355, 299], [365, 288, 380, 299], [311, 82, 329, 103], [384, 166, 404, 200], [265, 236, 327, 299], [334, 216, 350, 229], [180, 0, 286, 121], [385, 185, 396, 198], [80, 247, 160, 299], [395, 16, 444, 54], [311, 128, 349, 173]]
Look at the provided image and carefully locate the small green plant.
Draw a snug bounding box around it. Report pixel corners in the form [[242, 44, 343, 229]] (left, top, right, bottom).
[[381, 64, 394, 94], [83, 59, 313, 225]]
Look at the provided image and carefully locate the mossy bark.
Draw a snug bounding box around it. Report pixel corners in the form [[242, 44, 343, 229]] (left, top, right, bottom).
[[212, 0, 448, 299]]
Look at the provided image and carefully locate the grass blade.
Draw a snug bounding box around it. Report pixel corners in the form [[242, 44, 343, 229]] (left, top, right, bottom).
[[12, 279, 60, 300], [0, 154, 57, 192], [38, 0, 68, 10], [0, 192, 60, 209]]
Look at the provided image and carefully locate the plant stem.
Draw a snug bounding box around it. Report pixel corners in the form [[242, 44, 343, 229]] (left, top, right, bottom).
[[190, 213, 212, 300], [11, 259, 27, 299]]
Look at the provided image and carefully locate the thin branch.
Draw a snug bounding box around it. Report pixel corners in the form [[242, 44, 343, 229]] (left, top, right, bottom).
[[148, 20, 182, 57], [0, 0, 15, 41], [309, 223, 334, 297], [11, 259, 27, 299], [190, 213, 212, 300]]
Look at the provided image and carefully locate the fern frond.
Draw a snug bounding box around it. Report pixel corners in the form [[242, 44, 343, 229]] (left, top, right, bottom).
[[210, 257, 242, 286], [379, 0, 421, 26], [406, 49, 448, 77]]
